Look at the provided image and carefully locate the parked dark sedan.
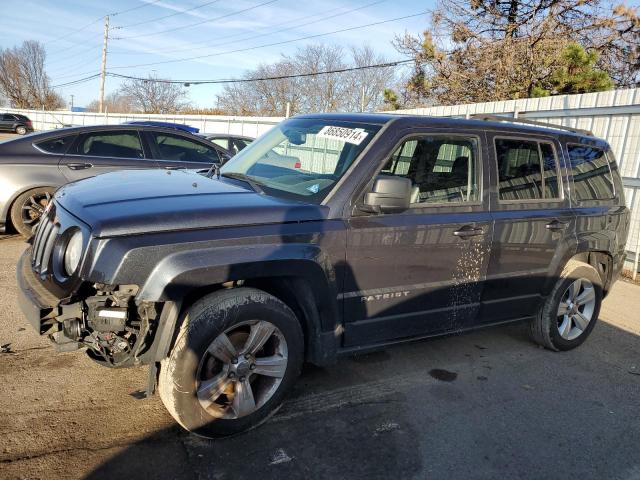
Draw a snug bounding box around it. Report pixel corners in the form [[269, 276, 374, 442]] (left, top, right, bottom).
[[0, 113, 34, 135], [0, 124, 229, 236]]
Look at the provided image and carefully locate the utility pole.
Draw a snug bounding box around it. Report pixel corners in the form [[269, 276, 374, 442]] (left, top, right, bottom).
[[69, 94, 74, 111], [98, 15, 109, 114], [360, 85, 366, 112]]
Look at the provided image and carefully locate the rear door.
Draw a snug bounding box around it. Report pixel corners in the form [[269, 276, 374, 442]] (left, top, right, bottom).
[[0, 114, 15, 132], [343, 128, 493, 346], [60, 129, 158, 182], [481, 133, 576, 324], [145, 131, 222, 170]]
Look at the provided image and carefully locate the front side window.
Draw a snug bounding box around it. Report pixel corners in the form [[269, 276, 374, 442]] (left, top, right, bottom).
[[495, 138, 561, 201], [151, 132, 220, 164], [36, 134, 77, 154], [73, 131, 144, 159], [381, 136, 480, 204], [567, 144, 614, 201], [221, 118, 381, 203]]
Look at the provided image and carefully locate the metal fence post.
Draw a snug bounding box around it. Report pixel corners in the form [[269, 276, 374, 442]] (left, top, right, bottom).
[[634, 230, 640, 281]]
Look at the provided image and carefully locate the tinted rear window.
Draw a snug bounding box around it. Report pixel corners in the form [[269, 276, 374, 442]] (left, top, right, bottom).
[[73, 131, 144, 158], [36, 135, 77, 154], [495, 138, 561, 201], [567, 145, 615, 201]]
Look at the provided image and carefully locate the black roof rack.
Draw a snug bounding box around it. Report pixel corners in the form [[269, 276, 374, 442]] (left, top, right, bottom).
[[469, 113, 593, 137]]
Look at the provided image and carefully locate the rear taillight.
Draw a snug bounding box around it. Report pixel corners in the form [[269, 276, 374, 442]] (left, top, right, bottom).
[[294, 161, 301, 169]]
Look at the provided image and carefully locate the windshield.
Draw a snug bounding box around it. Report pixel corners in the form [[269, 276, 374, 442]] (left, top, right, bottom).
[[220, 118, 381, 203]]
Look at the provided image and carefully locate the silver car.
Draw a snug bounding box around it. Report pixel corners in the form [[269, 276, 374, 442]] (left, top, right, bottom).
[[0, 124, 229, 237]]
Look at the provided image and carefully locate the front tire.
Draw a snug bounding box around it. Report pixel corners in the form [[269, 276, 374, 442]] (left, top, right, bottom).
[[10, 187, 55, 238], [529, 260, 602, 351], [158, 288, 304, 438]]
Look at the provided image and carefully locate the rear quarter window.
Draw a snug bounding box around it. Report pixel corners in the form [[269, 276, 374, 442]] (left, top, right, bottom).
[[35, 135, 77, 154], [567, 144, 615, 201]]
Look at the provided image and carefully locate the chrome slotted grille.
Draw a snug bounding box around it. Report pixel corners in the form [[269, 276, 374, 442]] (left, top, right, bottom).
[[31, 214, 59, 275]]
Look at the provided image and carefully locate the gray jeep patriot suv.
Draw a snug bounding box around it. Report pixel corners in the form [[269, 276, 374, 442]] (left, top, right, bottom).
[[16, 113, 630, 437]]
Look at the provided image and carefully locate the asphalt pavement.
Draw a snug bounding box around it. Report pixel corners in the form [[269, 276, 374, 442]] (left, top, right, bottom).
[[0, 235, 639, 480]]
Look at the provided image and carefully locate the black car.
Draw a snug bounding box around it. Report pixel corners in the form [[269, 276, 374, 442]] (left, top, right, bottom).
[[0, 113, 33, 135], [16, 113, 630, 438], [0, 124, 230, 236]]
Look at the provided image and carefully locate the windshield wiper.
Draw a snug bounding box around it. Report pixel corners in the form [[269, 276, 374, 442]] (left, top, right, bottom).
[[220, 172, 264, 194]]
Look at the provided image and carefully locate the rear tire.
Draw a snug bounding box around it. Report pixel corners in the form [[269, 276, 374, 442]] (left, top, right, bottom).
[[15, 125, 27, 135], [158, 288, 304, 438], [10, 187, 55, 238], [529, 260, 602, 351]]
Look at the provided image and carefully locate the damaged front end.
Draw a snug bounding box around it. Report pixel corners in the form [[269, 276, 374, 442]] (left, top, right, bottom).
[[17, 249, 162, 368]]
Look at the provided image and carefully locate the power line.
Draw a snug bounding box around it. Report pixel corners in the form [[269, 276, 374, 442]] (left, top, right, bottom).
[[46, 39, 105, 67], [49, 59, 413, 89], [50, 68, 103, 81], [51, 73, 102, 88], [106, 59, 413, 85], [109, 11, 427, 69], [109, 3, 350, 56], [109, 0, 388, 57], [48, 55, 103, 77], [114, 0, 280, 40], [115, 0, 224, 29], [43, 17, 104, 46], [109, 0, 163, 16], [43, 1, 161, 47]]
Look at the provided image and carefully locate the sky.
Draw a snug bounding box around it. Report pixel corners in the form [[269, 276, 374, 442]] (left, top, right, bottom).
[[0, 0, 433, 108]]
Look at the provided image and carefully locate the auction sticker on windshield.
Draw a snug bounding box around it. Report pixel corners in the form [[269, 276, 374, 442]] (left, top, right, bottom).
[[317, 126, 369, 145]]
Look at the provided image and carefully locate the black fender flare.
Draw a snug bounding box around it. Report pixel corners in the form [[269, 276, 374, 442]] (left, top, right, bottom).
[[137, 243, 340, 365]]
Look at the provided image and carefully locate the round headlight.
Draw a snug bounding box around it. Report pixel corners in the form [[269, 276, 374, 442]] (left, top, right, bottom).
[[64, 230, 83, 276]]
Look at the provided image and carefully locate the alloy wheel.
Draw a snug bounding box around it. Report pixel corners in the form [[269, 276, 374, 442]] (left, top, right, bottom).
[[557, 278, 596, 341], [21, 191, 51, 228], [196, 320, 288, 419]]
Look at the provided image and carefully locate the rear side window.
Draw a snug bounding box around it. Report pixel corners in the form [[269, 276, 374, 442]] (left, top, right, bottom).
[[73, 131, 144, 159], [567, 145, 614, 201], [36, 135, 77, 154], [495, 138, 561, 201]]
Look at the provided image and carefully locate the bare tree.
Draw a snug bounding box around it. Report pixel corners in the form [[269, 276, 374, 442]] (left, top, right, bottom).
[[344, 46, 396, 112], [218, 44, 397, 116], [393, 0, 636, 106], [86, 91, 137, 113], [0, 40, 64, 109], [118, 74, 189, 114]]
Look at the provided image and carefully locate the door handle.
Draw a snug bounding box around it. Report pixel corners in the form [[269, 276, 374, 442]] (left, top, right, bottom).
[[67, 163, 92, 170], [545, 220, 568, 231], [453, 226, 484, 238]]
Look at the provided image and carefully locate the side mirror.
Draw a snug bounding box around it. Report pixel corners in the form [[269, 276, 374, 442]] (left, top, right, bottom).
[[361, 175, 412, 214]]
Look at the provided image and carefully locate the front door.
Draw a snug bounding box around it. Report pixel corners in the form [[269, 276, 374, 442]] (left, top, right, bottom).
[[60, 129, 158, 182], [343, 130, 493, 347], [481, 134, 576, 323]]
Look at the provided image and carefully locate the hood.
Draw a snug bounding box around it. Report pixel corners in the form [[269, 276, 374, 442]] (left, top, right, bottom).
[[55, 169, 328, 237]]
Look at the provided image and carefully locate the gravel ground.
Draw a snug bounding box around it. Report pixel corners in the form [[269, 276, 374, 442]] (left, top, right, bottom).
[[0, 234, 639, 480]]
